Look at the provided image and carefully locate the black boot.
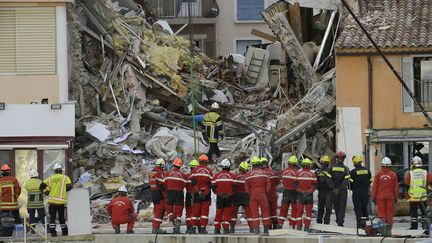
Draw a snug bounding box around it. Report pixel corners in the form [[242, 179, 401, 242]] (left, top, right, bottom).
[[223, 229, 230, 234], [249, 226, 254, 233], [114, 226, 120, 234], [50, 228, 57, 237], [263, 226, 269, 235], [214, 229, 221, 234], [185, 226, 192, 234], [152, 227, 167, 234], [304, 226, 310, 232], [229, 224, 235, 233], [198, 226, 208, 234], [190, 227, 197, 234], [127, 230, 135, 234], [296, 225, 302, 231], [273, 223, 281, 230], [254, 227, 260, 234], [62, 227, 68, 236], [275, 224, 282, 229], [173, 220, 181, 234]]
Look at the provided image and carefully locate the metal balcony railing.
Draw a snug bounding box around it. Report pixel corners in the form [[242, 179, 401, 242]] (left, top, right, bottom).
[[416, 80, 432, 111], [147, 0, 218, 19]]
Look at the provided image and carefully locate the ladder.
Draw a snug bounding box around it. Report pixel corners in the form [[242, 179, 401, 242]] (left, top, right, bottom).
[[246, 51, 266, 84]]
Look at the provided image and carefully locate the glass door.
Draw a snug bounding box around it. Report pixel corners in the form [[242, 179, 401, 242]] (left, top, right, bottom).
[[15, 149, 37, 217]]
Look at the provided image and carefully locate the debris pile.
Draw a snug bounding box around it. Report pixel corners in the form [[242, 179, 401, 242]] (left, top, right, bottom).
[[68, 0, 341, 223]]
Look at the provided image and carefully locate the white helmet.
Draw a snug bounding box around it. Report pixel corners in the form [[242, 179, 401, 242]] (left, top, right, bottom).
[[220, 159, 231, 168], [412, 156, 422, 167], [381, 157, 392, 166], [53, 163, 64, 170], [211, 102, 219, 110], [118, 186, 128, 193], [155, 158, 165, 166], [29, 169, 39, 178]]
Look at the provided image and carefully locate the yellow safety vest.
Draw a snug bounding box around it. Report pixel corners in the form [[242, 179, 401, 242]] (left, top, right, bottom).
[[43, 174, 71, 205], [408, 168, 427, 201], [203, 112, 223, 143], [24, 178, 44, 208]]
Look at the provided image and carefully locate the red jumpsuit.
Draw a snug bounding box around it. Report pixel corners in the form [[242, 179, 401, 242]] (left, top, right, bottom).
[[295, 167, 317, 228], [212, 169, 236, 230], [190, 164, 213, 227], [278, 165, 298, 227], [185, 172, 194, 228], [107, 196, 137, 231], [371, 167, 398, 225], [164, 168, 187, 222], [263, 167, 280, 225], [149, 166, 165, 228], [231, 172, 252, 227], [245, 168, 271, 229]]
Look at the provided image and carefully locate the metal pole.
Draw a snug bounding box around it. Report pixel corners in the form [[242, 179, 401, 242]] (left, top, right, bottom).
[[340, 0, 432, 125], [24, 217, 27, 243], [188, 0, 198, 154]]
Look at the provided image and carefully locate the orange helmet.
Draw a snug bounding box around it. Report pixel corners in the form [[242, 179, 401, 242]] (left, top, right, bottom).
[[1, 164, 11, 172], [198, 154, 209, 163], [173, 158, 183, 167]]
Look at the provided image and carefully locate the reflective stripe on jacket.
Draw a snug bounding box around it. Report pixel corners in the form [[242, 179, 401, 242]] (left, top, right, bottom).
[[408, 168, 427, 201], [24, 178, 44, 208], [0, 176, 21, 210], [44, 174, 71, 205], [203, 112, 224, 143]]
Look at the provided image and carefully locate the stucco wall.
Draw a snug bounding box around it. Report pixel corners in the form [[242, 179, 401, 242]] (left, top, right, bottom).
[[215, 0, 278, 57], [0, 75, 59, 104]]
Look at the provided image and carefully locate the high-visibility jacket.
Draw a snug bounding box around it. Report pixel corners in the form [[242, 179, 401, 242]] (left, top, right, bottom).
[[43, 174, 71, 205], [212, 170, 236, 196], [164, 168, 187, 191], [0, 176, 21, 210], [24, 178, 44, 209], [406, 168, 430, 201], [203, 112, 224, 143], [280, 165, 298, 190]]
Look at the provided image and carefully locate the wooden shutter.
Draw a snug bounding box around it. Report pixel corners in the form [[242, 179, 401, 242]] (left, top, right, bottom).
[[16, 8, 56, 75], [401, 57, 414, 112], [0, 9, 17, 73]]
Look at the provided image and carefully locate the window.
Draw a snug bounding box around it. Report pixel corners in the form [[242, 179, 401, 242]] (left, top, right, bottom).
[[401, 56, 432, 112], [0, 8, 56, 75], [237, 0, 264, 21], [43, 149, 65, 179], [236, 39, 262, 56]]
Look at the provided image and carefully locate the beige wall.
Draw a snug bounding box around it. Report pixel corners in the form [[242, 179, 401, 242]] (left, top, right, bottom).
[[216, 0, 278, 57], [0, 75, 59, 104]]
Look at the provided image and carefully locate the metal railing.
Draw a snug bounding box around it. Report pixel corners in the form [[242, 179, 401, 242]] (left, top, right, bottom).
[[416, 80, 432, 111], [147, 0, 216, 19]]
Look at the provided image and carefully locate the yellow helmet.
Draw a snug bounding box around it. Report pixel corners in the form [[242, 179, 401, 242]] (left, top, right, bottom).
[[288, 155, 298, 165], [251, 156, 261, 165], [190, 159, 199, 168], [239, 161, 249, 171], [352, 155, 363, 164], [261, 157, 268, 163], [302, 158, 313, 166], [320, 155, 331, 164]]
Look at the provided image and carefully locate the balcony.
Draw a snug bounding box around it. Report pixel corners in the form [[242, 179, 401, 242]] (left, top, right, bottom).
[[148, 0, 218, 24], [415, 80, 432, 112]]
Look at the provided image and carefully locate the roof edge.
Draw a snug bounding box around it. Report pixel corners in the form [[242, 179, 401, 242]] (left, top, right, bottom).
[[336, 47, 432, 56]]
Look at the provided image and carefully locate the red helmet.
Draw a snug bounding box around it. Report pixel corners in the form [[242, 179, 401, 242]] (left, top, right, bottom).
[[198, 154, 209, 163], [1, 164, 11, 172], [173, 158, 183, 167], [336, 151, 346, 161]]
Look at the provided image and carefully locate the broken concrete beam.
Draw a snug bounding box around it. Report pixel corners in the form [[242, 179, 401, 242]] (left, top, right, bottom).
[[267, 13, 321, 90], [85, 122, 111, 142]]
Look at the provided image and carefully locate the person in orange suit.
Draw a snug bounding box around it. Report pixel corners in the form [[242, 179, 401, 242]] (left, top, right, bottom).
[[261, 157, 280, 229], [107, 186, 136, 234], [294, 158, 317, 232]]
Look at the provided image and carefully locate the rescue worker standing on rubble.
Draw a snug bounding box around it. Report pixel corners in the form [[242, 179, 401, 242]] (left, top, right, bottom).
[[329, 151, 351, 227], [245, 156, 271, 234], [149, 158, 167, 234], [231, 161, 252, 233], [405, 156, 432, 230], [295, 158, 317, 232], [278, 155, 299, 229], [107, 186, 136, 234], [24, 169, 45, 233], [0, 164, 21, 224], [212, 159, 236, 234], [349, 155, 372, 228], [203, 102, 224, 163], [261, 157, 280, 229], [371, 157, 398, 226], [40, 163, 72, 236], [185, 159, 199, 234], [315, 155, 333, 225], [190, 154, 213, 234], [164, 158, 187, 234]]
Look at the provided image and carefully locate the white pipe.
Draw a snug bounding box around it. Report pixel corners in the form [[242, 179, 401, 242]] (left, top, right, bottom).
[[24, 217, 27, 243], [45, 216, 48, 243], [313, 10, 337, 69]]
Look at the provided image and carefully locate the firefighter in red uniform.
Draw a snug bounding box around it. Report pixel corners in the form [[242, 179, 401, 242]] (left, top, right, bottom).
[[261, 157, 280, 229], [149, 158, 167, 234], [245, 156, 271, 234], [295, 158, 317, 232], [0, 164, 21, 224], [230, 161, 253, 233], [371, 157, 398, 226], [190, 154, 213, 234], [107, 186, 136, 234], [278, 155, 299, 229], [212, 159, 236, 234], [165, 158, 187, 234], [185, 159, 200, 234]]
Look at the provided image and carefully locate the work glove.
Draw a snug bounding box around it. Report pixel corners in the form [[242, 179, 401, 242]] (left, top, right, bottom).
[[302, 191, 309, 198], [197, 191, 204, 200], [220, 193, 229, 199]]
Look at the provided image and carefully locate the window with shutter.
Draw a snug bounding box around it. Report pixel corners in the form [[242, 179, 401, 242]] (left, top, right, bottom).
[[401, 57, 414, 112], [237, 0, 264, 21], [0, 7, 56, 75]]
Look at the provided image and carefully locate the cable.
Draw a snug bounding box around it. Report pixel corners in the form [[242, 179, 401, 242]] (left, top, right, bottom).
[[380, 236, 388, 243]]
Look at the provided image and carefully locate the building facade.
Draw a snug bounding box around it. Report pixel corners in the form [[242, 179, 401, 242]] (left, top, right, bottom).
[[0, 0, 75, 189]]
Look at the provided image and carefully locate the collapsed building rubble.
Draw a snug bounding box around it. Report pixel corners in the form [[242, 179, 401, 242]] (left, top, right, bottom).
[[67, 0, 342, 224]]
